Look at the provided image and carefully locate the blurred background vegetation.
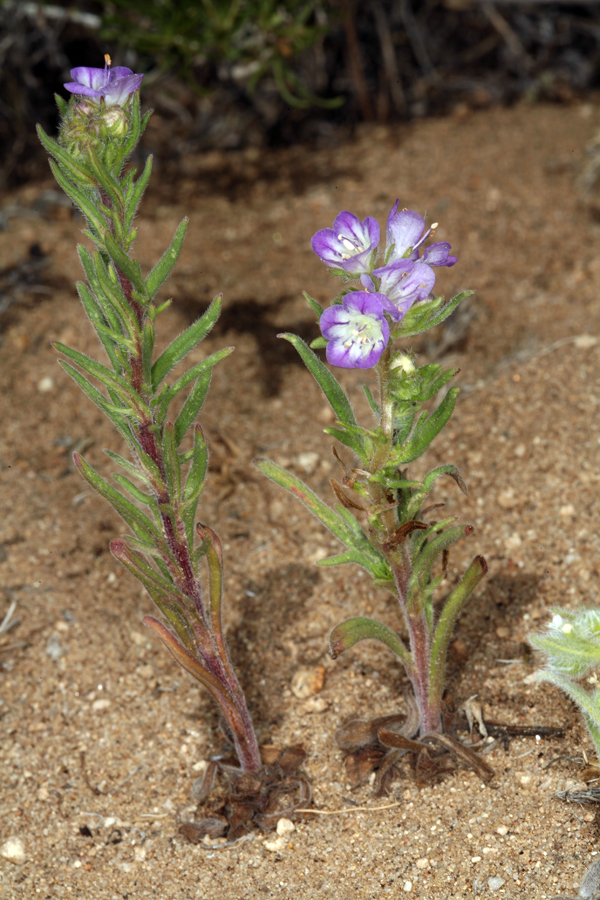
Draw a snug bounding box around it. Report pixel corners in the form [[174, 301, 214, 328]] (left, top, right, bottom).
[[3, 0, 600, 188]]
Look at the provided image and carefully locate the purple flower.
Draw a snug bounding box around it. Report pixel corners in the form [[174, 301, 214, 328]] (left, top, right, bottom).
[[64, 64, 143, 107], [386, 201, 457, 268], [371, 259, 436, 315], [320, 292, 390, 369], [312, 212, 380, 275]]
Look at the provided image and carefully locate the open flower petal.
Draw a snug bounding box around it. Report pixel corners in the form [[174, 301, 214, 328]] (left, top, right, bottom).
[[320, 292, 389, 369], [373, 259, 436, 314], [312, 211, 380, 275], [386, 202, 426, 262]]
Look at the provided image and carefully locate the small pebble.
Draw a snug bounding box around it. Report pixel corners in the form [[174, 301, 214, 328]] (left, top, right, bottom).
[[496, 825, 508, 836], [497, 490, 518, 509], [299, 696, 329, 715], [488, 876, 505, 891], [291, 665, 326, 699], [415, 858, 428, 869], [505, 532, 522, 550], [37, 376, 55, 393], [403, 881, 412, 892], [0, 837, 26, 865], [91, 698, 111, 711], [294, 451, 320, 474], [559, 504, 575, 517], [276, 818, 295, 837], [264, 836, 286, 853]]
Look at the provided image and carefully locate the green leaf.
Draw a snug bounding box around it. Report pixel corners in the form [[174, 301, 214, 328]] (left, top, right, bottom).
[[104, 232, 147, 298], [36, 124, 97, 187], [59, 361, 132, 440], [411, 523, 472, 600], [310, 336, 327, 349], [363, 384, 380, 416], [174, 370, 211, 446], [255, 457, 361, 550], [425, 291, 473, 331], [329, 616, 412, 668], [278, 333, 363, 456], [156, 347, 234, 425], [54, 342, 147, 416], [152, 295, 222, 389], [395, 387, 460, 464], [145, 218, 188, 300], [48, 160, 107, 235], [142, 317, 155, 387], [104, 449, 153, 488], [322, 426, 365, 456], [54, 94, 68, 116], [112, 473, 153, 505], [87, 147, 123, 216], [92, 254, 139, 336], [75, 281, 122, 372], [74, 454, 162, 544], [303, 291, 324, 318], [162, 423, 181, 502], [124, 154, 153, 233], [429, 556, 487, 708], [182, 426, 208, 546], [535, 671, 600, 759]]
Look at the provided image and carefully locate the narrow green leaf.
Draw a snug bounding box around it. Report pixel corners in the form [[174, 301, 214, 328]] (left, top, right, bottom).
[[395, 387, 460, 464], [76, 281, 122, 371], [363, 384, 380, 416], [59, 361, 131, 440], [279, 333, 363, 455], [182, 426, 208, 546], [142, 317, 155, 387], [74, 454, 162, 543], [329, 616, 412, 668], [54, 94, 68, 116], [54, 342, 146, 414], [157, 347, 234, 425], [425, 291, 473, 331], [152, 294, 222, 389], [104, 232, 147, 297], [36, 124, 97, 186], [92, 253, 139, 337], [174, 371, 211, 446], [310, 337, 327, 349], [428, 555, 487, 709], [411, 523, 472, 599], [87, 147, 123, 215], [112, 473, 153, 505], [303, 291, 324, 317], [145, 218, 188, 300], [162, 423, 181, 502], [104, 449, 152, 488], [124, 154, 153, 232], [322, 426, 365, 457], [255, 457, 357, 548], [48, 160, 106, 235]]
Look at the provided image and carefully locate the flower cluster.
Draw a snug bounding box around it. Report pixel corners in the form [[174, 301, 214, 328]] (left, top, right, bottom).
[[312, 202, 457, 369]]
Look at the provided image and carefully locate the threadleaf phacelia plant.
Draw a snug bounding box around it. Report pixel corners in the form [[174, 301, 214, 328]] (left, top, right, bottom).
[[257, 203, 487, 742], [531, 609, 600, 761], [37, 58, 262, 776]]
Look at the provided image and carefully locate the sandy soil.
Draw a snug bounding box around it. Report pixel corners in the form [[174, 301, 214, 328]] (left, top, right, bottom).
[[2, 101, 600, 899]]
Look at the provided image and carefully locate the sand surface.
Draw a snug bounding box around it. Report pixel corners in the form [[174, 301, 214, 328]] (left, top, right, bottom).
[[1, 101, 600, 898]]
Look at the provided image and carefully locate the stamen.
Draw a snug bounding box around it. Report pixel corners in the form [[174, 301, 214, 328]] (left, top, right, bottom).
[[431, 222, 439, 230], [104, 53, 112, 68]]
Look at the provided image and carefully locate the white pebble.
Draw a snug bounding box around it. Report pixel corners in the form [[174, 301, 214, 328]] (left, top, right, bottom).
[[415, 858, 429, 869], [295, 451, 320, 474], [276, 818, 295, 837], [403, 881, 412, 892], [91, 698, 111, 711], [0, 837, 26, 864], [496, 825, 508, 836], [488, 876, 506, 891], [37, 376, 55, 393]]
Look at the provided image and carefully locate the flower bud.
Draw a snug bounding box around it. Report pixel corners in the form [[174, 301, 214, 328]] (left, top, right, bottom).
[[390, 352, 416, 374], [101, 107, 129, 137]]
